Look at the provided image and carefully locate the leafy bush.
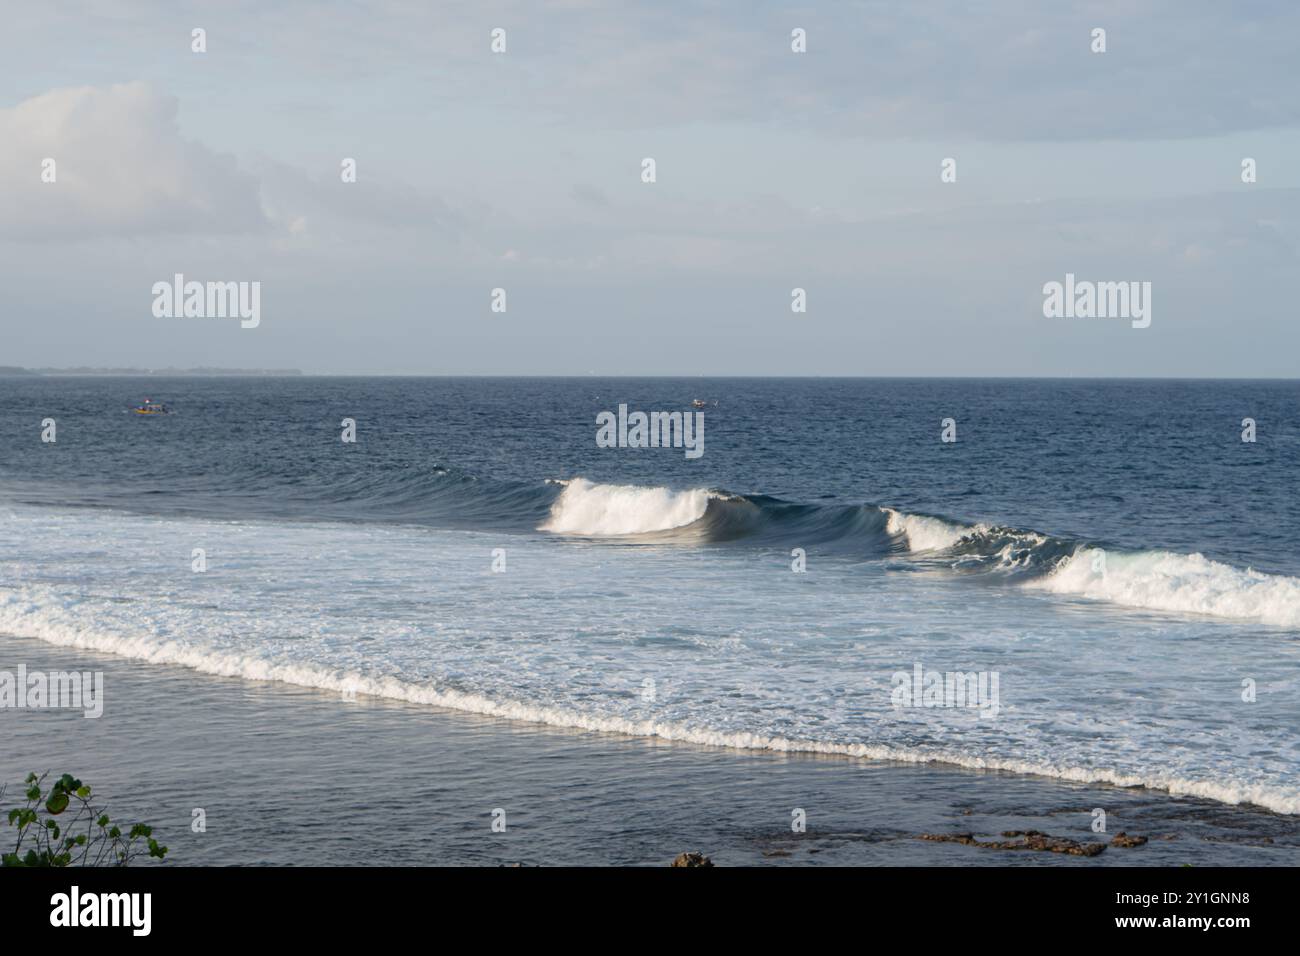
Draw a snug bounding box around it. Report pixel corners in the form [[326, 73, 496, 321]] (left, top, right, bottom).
[[1, 772, 168, 867]]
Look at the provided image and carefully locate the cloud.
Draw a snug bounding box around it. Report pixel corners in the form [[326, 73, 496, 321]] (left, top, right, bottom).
[[270, 0, 1300, 140], [250, 156, 463, 241], [14, 3, 1300, 143], [0, 81, 472, 250], [0, 82, 266, 239], [1, 6, 1297, 375], [570, 183, 610, 207]]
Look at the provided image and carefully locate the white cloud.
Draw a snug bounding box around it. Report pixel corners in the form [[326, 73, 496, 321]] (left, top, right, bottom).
[[0, 82, 266, 239], [249, 155, 462, 241]]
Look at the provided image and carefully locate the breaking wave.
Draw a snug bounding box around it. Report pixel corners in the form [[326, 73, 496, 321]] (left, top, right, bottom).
[[9, 462, 1300, 626], [539, 478, 716, 535], [1028, 547, 1300, 627], [540, 481, 1300, 625]]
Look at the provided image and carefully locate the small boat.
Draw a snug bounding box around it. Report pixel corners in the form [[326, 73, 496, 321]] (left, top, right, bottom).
[[131, 399, 170, 415], [691, 399, 709, 409]]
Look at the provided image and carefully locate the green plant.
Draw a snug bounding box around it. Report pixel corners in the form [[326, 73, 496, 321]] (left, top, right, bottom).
[[1, 772, 168, 867]]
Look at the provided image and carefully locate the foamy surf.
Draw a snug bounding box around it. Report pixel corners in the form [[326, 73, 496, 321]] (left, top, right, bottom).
[[880, 506, 1300, 625], [540, 477, 714, 535], [1031, 546, 1300, 627], [884, 508, 981, 551], [2, 590, 1296, 816]]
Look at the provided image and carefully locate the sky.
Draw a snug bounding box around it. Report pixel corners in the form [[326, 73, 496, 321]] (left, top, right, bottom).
[[1, 0, 1298, 376]]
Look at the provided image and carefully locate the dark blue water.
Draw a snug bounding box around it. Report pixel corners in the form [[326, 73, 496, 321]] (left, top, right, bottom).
[[2, 376, 1296, 573]]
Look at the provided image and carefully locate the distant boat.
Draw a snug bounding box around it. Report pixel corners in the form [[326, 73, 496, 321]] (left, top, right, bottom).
[[131, 399, 170, 415], [691, 399, 716, 409]]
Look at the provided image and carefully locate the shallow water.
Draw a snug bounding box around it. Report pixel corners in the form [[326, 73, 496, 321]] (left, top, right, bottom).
[[2, 633, 1296, 866]]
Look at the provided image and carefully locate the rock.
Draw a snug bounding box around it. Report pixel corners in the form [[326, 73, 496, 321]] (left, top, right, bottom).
[[671, 851, 714, 867], [920, 830, 1106, 856], [1110, 832, 1148, 848]]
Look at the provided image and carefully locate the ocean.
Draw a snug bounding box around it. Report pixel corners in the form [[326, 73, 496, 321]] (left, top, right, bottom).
[[1, 376, 1298, 863]]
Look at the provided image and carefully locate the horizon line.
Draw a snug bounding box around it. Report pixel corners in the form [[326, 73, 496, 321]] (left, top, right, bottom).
[[4, 369, 1300, 382]]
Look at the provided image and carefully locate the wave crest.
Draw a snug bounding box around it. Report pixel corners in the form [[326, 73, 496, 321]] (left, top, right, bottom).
[[1031, 547, 1300, 627], [884, 508, 979, 551], [539, 478, 715, 536]]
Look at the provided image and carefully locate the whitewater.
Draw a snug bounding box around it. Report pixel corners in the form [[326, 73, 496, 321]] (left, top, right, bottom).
[[3, 481, 1297, 816], [542, 477, 1300, 627]]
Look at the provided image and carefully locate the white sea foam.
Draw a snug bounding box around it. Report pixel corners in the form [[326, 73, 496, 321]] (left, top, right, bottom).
[[1030, 547, 1300, 626], [883, 506, 1300, 625], [2, 595, 1295, 815], [884, 508, 978, 552], [3, 503, 1297, 819], [540, 478, 711, 535]]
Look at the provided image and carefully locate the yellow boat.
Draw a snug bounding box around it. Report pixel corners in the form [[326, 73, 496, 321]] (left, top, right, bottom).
[[132, 399, 170, 415]]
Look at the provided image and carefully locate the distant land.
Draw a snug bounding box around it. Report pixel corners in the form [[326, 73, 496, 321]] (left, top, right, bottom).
[[0, 367, 303, 376]]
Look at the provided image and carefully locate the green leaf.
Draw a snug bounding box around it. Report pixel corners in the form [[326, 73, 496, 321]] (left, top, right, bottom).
[[45, 792, 69, 815]]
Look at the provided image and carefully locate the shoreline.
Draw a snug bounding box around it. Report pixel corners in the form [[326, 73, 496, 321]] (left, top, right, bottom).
[[3, 631, 1296, 866], [5, 615, 1294, 817]]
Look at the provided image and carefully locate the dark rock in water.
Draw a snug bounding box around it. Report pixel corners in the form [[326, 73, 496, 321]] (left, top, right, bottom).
[[1110, 832, 1149, 848], [1011, 831, 1106, 856], [920, 830, 1106, 856], [671, 851, 714, 867]]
